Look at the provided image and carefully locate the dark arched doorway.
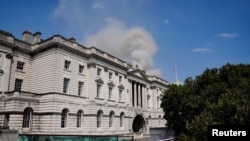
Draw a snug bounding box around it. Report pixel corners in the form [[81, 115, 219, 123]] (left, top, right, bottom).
[[132, 115, 146, 133]]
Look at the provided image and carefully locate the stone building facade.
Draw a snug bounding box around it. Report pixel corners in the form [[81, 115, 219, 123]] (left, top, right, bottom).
[[0, 29, 168, 138]]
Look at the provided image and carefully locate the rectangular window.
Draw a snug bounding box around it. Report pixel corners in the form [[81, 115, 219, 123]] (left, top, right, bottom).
[[119, 76, 122, 83], [78, 81, 84, 96], [109, 87, 112, 100], [119, 89, 122, 101], [16, 61, 24, 70], [14, 79, 23, 92], [64, 60, 71, 70], [96, 84, 101, 98], [79, 65, 84, 73], [97, 68, 101, 76], [109, 72, 112, 79], [63, 78, 70, 93]]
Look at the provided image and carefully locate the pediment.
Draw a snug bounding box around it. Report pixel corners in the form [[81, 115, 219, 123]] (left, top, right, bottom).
[[129, 69, 148, 81]]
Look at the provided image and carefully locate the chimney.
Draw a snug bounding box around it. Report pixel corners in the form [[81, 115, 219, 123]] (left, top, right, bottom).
[[69, 37, 76, 42], [22, 30, 32, 43], [32, 32, 41, 44]]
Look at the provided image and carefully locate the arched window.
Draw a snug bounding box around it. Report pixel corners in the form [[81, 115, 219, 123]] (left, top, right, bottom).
[[77, 110, 83, 128], [61, 109, 68, 128], [3, 114, 9, 129], [97, 110, 103, 128], [109, 111, 115, 128], [22, 108, 32, 128], [120, 112, 125, 127]]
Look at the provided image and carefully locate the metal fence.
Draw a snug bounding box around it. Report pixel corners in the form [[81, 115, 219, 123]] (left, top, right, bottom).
[[18, 135, 134, 141]]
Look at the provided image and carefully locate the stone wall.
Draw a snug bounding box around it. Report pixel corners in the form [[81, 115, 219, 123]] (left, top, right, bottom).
[[0, 129, 18, 141]]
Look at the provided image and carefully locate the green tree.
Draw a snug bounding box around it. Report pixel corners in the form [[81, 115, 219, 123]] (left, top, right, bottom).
[[161, 63, 250, 141]]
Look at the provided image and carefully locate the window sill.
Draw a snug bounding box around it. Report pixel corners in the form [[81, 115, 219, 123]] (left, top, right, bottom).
[[78, 73, 85, 76], [15, 69, 25, 73], [64, 69, 72, 72], [22, 127, 31, 132], [107, 99, 115, 102], [95, 97, 104, 100]]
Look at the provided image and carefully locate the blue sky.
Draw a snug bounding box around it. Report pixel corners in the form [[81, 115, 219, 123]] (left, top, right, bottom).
[[1, 0, 250, 83]]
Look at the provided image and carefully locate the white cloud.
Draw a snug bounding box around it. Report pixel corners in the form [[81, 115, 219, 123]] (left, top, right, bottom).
[[51, 0, 85, 30], [50, 1, 162, 77], [92, 2, 104, 9], [84, 18, 161, 76], [192, 48, 211, 53], [215, 32, 238, 38]]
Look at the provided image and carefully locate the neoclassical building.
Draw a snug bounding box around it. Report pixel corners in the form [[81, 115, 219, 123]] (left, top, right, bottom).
[[0, 29, 168, 139]]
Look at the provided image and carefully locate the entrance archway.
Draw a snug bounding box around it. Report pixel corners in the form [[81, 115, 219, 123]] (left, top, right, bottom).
[[132, 115, 146, 133]]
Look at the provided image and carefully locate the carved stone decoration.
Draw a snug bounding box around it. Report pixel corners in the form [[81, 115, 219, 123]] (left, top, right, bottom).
[[108, 81, 115, 87], [135, 109, 143, 115], [95, 78, 104, 84], [118, 84, 124, 90], [147, 95, 150, 99], [87, 62, 96, 68]]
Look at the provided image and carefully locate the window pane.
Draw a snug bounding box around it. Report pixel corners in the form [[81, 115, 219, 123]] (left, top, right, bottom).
[[61, 109, 67, 128], [64, 60, 70, 70], [120, 113, 124, 127], [109, 87, 112, 100], [97, 111, 102, 128], [119, 76, 122, 82], [79, 65, 84, 73], [78, 81, 83, 96], [109, 72, 112, 79], [119, 89, 122, 101], [63, 78, 69, 93], [77, 111, 82, 128], [22, 109, 31, 128], [17, 61, 24, 70], [14, 79, 23, 92], [97, 68, 101, 76], [97, 84, 101, 98]]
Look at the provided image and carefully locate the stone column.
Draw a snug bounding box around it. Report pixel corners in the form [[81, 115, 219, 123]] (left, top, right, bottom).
[[141, 84, 143, 108], [138, 83, 141, 108], [134, 82, 137, 108], [129, 80, 133, 106], [152, 88, 156, 109], [0, 53, 12, 95], [131, 81, 135, 107], [142, 85, 146, 109], [87, 62, 96, 100]]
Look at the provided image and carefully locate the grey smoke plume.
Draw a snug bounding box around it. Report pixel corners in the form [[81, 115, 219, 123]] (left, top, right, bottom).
[[84, 18, 162, 76]]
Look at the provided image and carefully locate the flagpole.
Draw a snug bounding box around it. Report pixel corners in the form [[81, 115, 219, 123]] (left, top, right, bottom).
[[175, 64, 178, 81]]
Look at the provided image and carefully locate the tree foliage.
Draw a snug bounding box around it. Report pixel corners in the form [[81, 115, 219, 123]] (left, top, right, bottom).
[[161, 63, 250, 141]]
